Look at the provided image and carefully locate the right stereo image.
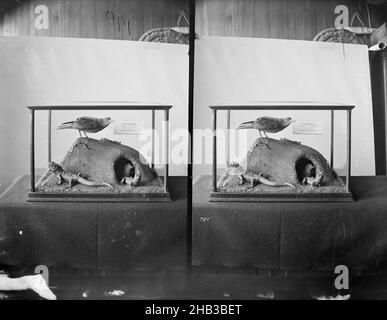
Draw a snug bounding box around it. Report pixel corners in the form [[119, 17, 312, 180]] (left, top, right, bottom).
[[192, 0, 387, 299]]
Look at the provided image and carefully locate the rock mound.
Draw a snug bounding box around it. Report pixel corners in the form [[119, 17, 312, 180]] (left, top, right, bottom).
[[36, 138, 164, 193], [246, 138, 343, 187]]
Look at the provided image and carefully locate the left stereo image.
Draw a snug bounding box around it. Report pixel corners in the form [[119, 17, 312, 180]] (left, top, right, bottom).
[[28, 104, 173, 203], [0, 0, 189, 300]]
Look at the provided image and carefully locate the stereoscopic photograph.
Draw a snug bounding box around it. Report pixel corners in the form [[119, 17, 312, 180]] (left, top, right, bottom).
[[1, 0, 387, 307]]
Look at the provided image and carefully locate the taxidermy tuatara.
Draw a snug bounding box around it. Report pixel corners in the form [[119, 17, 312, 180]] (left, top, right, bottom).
[[239, 172, 295, 189], [48, 161, 113, 189], [220, 162, 295, 189]]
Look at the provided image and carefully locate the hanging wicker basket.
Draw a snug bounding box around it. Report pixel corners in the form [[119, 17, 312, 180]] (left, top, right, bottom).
[[139, 27, 189, 44], [313, 27, 370, 45]]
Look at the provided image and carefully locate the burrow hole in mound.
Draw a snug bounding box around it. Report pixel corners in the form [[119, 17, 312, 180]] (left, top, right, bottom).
[[295, 157, 315, 183], [113, 157, 134, 182]]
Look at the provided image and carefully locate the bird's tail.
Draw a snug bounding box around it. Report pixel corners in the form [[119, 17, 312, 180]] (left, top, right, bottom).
[[238, 121, 255, 129], [58, 121, 76, 130]]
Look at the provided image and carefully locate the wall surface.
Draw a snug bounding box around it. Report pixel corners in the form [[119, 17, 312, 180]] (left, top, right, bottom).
[[0, 0, 189, 194], [2, 0, 383, 42], [193, 36, 375, 178], [0, 0, 188, 40], [0, 36, 188, 192], [195, 0, 385, 39]]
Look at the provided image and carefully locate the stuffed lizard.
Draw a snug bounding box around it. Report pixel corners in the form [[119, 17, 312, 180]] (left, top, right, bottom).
[[48, 161, 112, 189], [239, 172, 295, 189]]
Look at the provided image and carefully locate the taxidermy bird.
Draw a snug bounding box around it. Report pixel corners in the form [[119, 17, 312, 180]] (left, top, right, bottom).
[[238, 116, 294, 147], [58, 116, 112, 144]]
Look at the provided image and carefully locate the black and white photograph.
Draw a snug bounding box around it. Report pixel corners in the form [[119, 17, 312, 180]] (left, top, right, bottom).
[[0, 0, 387, 308]]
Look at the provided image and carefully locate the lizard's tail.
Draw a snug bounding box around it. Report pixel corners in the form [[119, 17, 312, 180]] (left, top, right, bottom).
[[284, 182, 296, 189], [257, 174, 295, 189], [102, 182, 113, 189], [77, 176, 113, 188]]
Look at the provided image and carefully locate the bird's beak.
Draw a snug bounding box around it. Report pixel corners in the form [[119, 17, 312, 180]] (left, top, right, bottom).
[[238, 121, 255, 129], [291, 119, 296, 124]]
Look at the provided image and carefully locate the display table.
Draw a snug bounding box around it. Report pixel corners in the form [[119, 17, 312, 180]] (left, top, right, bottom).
[[0, 176, 187, 271], [193, 175, 387, 272]]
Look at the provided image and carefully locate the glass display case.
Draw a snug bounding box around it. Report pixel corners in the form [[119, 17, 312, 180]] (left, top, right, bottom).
[[27, 102, 172, 202], [209, 103, 354, 202]]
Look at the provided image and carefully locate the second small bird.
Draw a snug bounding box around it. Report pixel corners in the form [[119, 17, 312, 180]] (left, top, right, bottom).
[[58, 116, 113, 144]]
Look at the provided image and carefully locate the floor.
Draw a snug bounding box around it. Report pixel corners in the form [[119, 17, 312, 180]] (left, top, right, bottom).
[[2, 176, 387, 300], [1, 267, 387, 300]]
